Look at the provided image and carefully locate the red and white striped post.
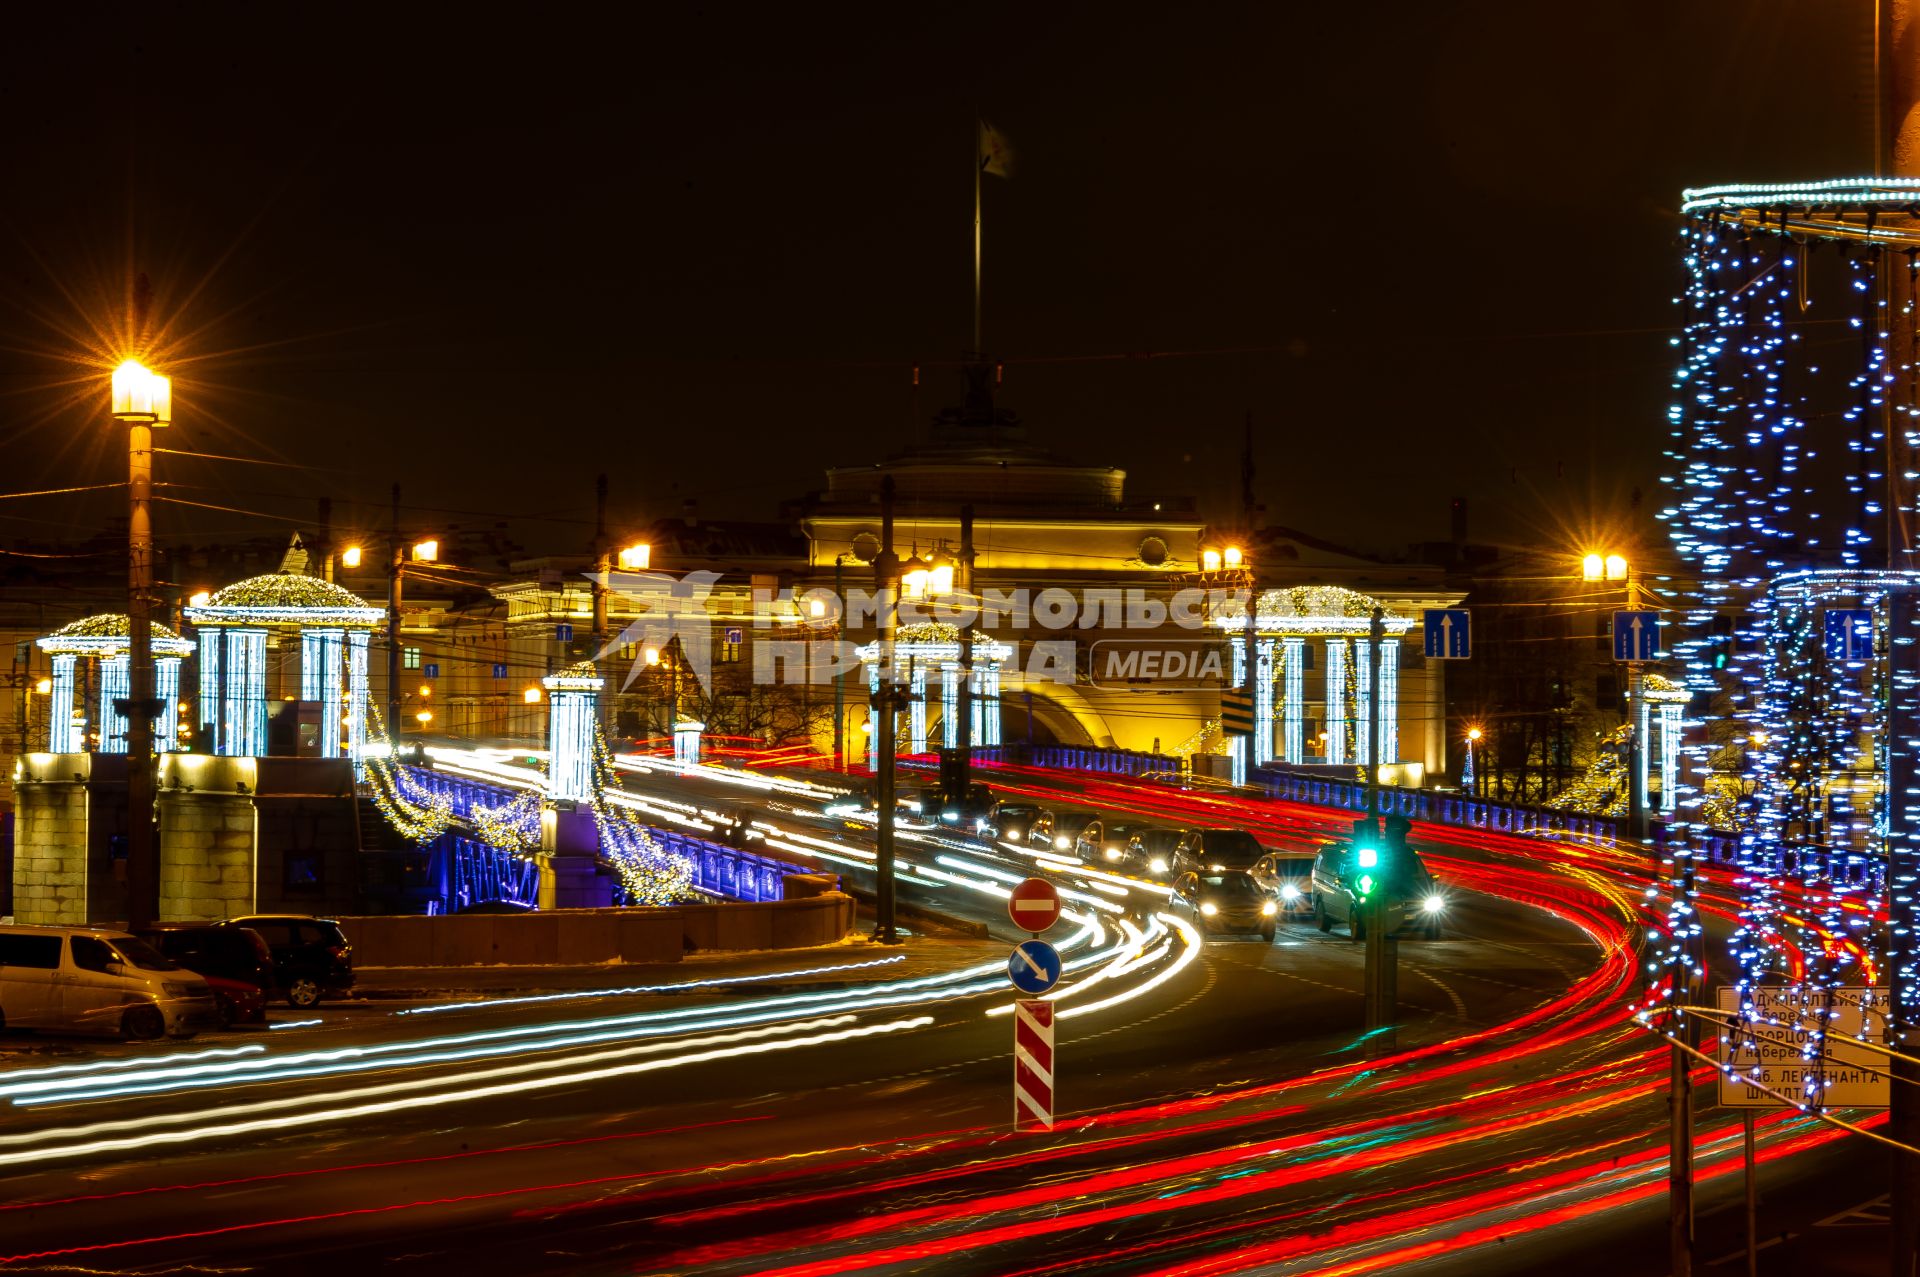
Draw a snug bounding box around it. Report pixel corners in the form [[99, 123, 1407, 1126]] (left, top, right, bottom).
[[1014, 998, 1055, 1130]]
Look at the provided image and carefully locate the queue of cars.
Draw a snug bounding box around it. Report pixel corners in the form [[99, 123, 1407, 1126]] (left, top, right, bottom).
[[977, 792, 1447, 943], [0, 913, 355, 1041]]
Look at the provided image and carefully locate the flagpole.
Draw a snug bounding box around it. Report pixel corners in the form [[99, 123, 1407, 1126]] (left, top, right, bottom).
[[973, 127, 983, 353]]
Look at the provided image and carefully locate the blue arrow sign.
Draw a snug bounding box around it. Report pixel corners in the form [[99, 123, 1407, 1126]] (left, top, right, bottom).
[[1007, 939, 1062, 995], [1423, 609, 1470, 659], [555, 623, 574, 643], [423, 662, 440, 679], [1613, 610, 1660, 662], [1824, 608, 1874, 661]]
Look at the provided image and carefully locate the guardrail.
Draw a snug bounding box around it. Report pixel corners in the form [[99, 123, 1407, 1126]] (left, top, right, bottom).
[[395, 763, 815, 907], [974, 745, 1882, 890]]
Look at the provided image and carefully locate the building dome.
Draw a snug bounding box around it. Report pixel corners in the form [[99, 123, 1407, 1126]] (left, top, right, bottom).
[[38, 613, 194, 657], [209, 573, 370, 610], [48, 613, 184, 641]]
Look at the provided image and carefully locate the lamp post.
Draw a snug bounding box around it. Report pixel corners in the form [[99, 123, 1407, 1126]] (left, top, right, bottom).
[[111, 360, 170, 930], [1584, 551, 1647, 841], [1464, 726, 1481, 797]]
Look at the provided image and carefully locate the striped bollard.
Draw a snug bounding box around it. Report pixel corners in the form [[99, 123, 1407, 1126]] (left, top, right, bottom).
[[1014, 998, 1055, 1130]]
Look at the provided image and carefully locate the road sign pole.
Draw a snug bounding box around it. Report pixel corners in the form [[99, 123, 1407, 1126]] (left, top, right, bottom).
[[1743, 1109, 1757, 1277], [1888, 588, 1920, 1277], [1013, 999, 1055, 1130]]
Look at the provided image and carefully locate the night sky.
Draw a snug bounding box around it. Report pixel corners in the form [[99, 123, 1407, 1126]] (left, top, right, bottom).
[[0, 3, 1874, 562]]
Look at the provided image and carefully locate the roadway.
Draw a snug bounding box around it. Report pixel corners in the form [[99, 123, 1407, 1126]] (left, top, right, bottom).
[[0, 755, 1886, 1274]]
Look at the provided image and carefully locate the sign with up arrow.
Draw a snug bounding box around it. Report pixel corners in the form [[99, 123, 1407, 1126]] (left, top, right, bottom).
[[1613, 610, 1660, 662], [1423, 609, 1470, 659]]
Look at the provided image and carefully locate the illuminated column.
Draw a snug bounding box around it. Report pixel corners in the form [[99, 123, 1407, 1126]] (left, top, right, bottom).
[[1380, 637, 1399, 763], [197, 629, 221, 750], [156, 658, 180, 752], [1281, 637, 1305, 763], [1354, 636, 1374, 766], [542, 667, 603, 801], [1324, 639, 1349, 764], [346, 631, 370, 766], [98, 654, 130, 754], [1659, 702, 1683, 813], [674, 719, 704, 765], [866, 658, 880, 771], [941, 663, 960, 748], [302, 629, 345, 758], [975, 664, 1002, 747], [223, 629, 267, 757], [909, 658, 928, 754], [48, 654, 78, 752], [1253, 638, 1276, 765]]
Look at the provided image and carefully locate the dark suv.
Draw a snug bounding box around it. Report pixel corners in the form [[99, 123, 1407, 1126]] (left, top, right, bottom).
[[228, 915, 355, 1007], [135, 923, 276, 1022], [1173, 828, 1266, 877], [1309, 833, 1444, 940]]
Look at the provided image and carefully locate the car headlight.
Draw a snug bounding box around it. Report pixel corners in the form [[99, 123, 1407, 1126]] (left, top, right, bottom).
[[1055, 836, 1072, 850], [1104, 847, 1122, 862], [1149, 857, 1168, 875], [161, 982, 192, 999], [1261, 902, 1277, 916], [1423, 894, 1445, 913], [1208, 863, 1225, 872], [1279, 883, 1301, 900], [1199, 902, 1218, 916]]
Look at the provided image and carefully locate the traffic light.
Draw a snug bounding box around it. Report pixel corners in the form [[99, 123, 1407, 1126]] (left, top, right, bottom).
[[1709, 614, 1734, 670]]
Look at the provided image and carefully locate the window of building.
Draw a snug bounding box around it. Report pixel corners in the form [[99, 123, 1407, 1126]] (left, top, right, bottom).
[[720, 626, 743, 664], [403, 647, 423, 670]]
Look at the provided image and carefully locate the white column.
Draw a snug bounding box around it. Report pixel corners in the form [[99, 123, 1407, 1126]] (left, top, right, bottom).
[[866, 660, 880, 771], [1380, 637, 1400, 764], [1282, 637, 1305, 763], [1354, 637, 1373, 766], [941, 663, 960, 749], [197, 629, 221, 751], [304, 629, 345, 758], [546, 689, 597, 801], [347, 631, 370, 766], [1325, 639, 1349, 764], [156, 658, 181, 752], [909, 658, 928, 754], [224, 629, 267, 757], [48, 654, 78, 753], [1253, 637, 1276, 765], [98, 654, 130, 754], [977, 665, 1002, 746], [1659, 703, 1682, 813]]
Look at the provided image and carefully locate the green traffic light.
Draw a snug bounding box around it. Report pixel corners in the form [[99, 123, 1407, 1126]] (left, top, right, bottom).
[[1357, 846, 1378, 869], [1358, 873, 1375, 897]]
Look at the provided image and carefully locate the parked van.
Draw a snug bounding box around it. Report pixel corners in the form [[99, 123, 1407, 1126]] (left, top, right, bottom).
[[0, 924, 220, 1040]]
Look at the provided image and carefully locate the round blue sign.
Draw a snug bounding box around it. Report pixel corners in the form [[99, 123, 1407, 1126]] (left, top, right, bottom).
[[1008, 939, 1062, 995]]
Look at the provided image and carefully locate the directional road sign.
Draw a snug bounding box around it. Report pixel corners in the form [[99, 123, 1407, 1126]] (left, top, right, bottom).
[[1716, 985, 1890, 1109], [1008, 939, 1063, 995], [1220, 688, 1254, 736], [1824, 608, 1874, 661], [423, 663, 440, 679], [1008, 877, 1063, 932], [1612, 610, 1660, 662], [1013, 999, 1056, 1131], [1423, 609, 1470, 659]]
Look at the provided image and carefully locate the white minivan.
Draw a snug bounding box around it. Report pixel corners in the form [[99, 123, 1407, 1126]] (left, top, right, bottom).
[[0, 924, 220, 1040]]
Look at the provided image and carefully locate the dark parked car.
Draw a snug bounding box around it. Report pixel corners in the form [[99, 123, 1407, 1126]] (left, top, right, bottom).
[[1075, 819, 1150, 868], [1310, 837, 1445, 940], [454, 899, 536, 915], [1173, 828, 1266, 877], [1249, 852, 1319, 919], [1124, 828, 1184, 878], [1029, 809, 1099, 854], [135, 923, 275, 1024], [1171, 870, 1278, 941], [228, 915, 355, 1007], [983, 801, 1043, 843]]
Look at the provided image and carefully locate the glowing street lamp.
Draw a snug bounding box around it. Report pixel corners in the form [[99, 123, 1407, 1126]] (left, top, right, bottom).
[[618, 543, 651, 571], [1463, 725, 1482, 797], [1202, 548, 1222, 572], [1223, 546, 1243, 569], [411, 539, 439, 563], [341, 545, 363, 569], [523, 686, 542, 704]]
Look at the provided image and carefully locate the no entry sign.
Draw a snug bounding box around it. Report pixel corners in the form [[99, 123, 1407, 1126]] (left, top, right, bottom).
[[1008, 877, 1063, 933]]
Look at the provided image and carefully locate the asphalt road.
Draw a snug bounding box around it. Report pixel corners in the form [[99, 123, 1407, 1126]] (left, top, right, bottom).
[[0, 759, 1888, 1274]]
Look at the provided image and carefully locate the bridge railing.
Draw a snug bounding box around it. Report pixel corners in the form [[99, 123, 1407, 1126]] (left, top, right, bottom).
[[973, 745, 1881, 890]]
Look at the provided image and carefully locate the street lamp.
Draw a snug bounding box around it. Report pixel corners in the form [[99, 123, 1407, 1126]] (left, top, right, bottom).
[[618, 543, 650, 571], [1582, 550, 1648, 840], [110, 359, 171, 931], [340, 545, 363, 569], [1464, 726, 1482, 797]]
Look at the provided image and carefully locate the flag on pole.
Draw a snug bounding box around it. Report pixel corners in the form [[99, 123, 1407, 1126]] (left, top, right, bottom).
[[979, 120, 1013, 178]]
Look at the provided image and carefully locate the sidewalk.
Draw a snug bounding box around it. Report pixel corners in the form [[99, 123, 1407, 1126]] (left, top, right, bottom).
[[346, 934, 1005, 1001]]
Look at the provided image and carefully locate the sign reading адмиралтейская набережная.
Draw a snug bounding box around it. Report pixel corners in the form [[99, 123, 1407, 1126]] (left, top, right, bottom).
[[1716, 985, 1890, 1110]]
